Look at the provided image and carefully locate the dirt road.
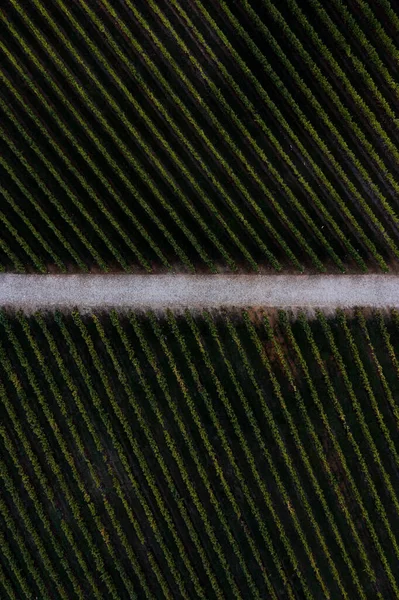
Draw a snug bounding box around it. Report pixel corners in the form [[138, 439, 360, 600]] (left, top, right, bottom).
[[1, 273, 399, 311]]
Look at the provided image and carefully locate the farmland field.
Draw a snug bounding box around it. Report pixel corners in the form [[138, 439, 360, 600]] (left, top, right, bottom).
[[2, 1, 399, 272], [1, 308, 399, 598]]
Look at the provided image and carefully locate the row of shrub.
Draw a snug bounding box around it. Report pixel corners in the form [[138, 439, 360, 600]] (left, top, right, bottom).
[[2, 309, 399, 597], [3, 0, 399, 271]]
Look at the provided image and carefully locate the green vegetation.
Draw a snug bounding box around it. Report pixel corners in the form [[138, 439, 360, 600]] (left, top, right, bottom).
[[2, 1, 399, 271], [1, 308, 399, 598], [3, 3, 399, 598]]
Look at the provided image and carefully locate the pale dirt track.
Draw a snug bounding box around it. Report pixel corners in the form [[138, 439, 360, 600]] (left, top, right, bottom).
[[1, 274, 399, 311]]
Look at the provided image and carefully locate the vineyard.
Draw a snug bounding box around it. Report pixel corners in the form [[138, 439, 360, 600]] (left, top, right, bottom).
[[0, 308, 399, 598], [2, 1, 399, 597], [2, 1, 399, 272]]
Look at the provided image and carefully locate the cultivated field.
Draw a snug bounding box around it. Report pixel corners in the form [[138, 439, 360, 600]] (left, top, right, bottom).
[[1, 308, 399, 599], [2, 2, 399, 598], [2, 1, 399, 272]]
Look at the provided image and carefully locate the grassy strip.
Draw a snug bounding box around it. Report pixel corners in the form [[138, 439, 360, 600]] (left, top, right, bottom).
[[172, 0, 344, 271], [333, 0, 399, 98], [236, 311, 338, 597], [0, 117, 100, 271], [247, 0, 394, 269], [18, 313, 147, 599], [166, 310, 290, 599], [9, 1, 206, 272], [144, 311, 265, 599], [0, 153, 86, 271], [187, 311, 315, 599], [0, 70, 148, 273], [1, 425, 84, 599], [0, 206, 46, 273], [0, 232, 25, 273], [0, 521, 34, 599], [70, 311, 193, 600], [310, 0, 399, 144], [95, 313, 210, 600], [51, 312, 171, 600], [275, 0, 399, 249], [121, 0, 290, 270], [356, 310, 399, 428], [0, 184, 65, 271], [281, 312, 377, 595], [217, 1, 368, 271], [136, 1, 308, 270], [2, 15, 192, 273], [83, 4, 260, 272], [0, 59, 170, 273], [0, 494, 49, 599], [0, 458, 70, 600], [378, 311, 399, 382], [59, 0, 237, 273], [338, 310, 399, 469], [73, 1, 252, 273], [298, 313, 396, 597], [0, 316, 114, 600], [0, 374, 103, 599], [318, 311, 399, 589]]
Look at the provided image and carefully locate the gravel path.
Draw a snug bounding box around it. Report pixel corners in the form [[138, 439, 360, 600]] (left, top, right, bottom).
[[1, 273, 399, 311]]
